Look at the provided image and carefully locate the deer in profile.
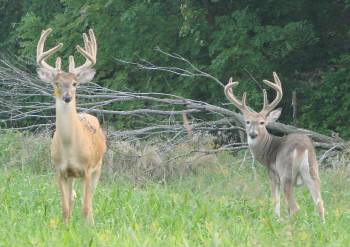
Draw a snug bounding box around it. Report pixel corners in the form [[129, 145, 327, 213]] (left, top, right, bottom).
[[224, 72, 325, 222], [36, 28, 106, 224]]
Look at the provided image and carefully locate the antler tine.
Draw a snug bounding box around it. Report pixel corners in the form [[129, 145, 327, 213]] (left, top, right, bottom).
[[224, 77, 250, 113], [261, 72, 283, 114], [70, 29, 97, 73], [68, 56, 75, 72], [90, 29, 97, 58], [36, 28, 63, 71], [55, 57, 62, 71]]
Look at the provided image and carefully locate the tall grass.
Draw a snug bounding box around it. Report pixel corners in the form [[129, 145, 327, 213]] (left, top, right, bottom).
[[104, 134, 218, 183], [0, 131, 350, 246], [0, 130, 51, 172]]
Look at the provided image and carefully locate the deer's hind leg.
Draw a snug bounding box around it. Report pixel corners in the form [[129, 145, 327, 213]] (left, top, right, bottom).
[[281, 176, 300, 216], [300, 151, 325, 223], [268, 169, 281, 218], [279, 154, 300, 216], [304, 176, 325, 223], [91, 160, 102, 193]]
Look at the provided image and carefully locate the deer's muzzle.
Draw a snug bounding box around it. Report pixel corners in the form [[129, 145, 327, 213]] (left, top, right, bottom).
[[62, 94, 72, 103]]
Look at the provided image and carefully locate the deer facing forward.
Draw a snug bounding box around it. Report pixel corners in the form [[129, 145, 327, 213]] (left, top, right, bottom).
[[224, 72, 325, 222], [36, 28, 106, 224]]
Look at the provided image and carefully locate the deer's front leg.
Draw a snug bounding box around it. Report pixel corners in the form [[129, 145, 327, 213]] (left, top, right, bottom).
[[58, 174, 70, 224], [270, 181, 280, 217], [82, 171, 94, 225], [268, 169, 280, 217], [67, 177, 75, 217]]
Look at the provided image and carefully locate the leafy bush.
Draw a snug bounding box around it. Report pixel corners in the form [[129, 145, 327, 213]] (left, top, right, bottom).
[[299, 55, 350, 138]]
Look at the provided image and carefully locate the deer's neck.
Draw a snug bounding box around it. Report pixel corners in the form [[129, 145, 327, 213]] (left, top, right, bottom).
[[248, 133, 281, 167], [55, 99, 80, 144]]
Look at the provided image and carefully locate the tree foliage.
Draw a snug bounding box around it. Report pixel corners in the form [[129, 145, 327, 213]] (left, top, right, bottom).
[[1, 0, 349, 137]]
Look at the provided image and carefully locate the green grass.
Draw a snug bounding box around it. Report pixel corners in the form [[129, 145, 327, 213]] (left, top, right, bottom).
[[0, 132, 350, 246]]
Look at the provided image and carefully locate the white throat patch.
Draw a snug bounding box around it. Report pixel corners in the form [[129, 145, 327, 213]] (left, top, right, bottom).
[[247, 136, 258, 146]]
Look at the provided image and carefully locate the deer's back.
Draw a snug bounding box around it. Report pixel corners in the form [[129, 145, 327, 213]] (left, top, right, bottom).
[[278, 133, 315, 155]]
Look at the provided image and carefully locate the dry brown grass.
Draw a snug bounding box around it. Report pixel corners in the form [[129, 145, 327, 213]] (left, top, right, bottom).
[[319, 144, 350, 170], [0, 130, 217, 182], [104, 133, 218, 183], [3, 130, 349, 184]]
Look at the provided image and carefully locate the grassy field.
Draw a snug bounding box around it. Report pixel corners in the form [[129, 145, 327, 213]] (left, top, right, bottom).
[[0, 131, 350, 246]]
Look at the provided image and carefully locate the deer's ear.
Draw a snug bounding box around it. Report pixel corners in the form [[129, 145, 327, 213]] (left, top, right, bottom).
[[76, 68, 96, 83], [37, 68, 57, 84], [267, 108, 282, 123]]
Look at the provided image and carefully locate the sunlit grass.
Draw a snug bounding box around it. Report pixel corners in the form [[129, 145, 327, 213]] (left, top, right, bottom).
[[0, 131, 350, 246]]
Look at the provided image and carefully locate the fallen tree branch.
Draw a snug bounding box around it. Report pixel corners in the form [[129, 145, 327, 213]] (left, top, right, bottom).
[[0, 53, 345, 152]]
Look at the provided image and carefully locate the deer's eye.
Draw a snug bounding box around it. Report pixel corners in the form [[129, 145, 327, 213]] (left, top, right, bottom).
[[72, 82, 77, 87], [259, 121, 265, 125], [246, 120, 251, 125]]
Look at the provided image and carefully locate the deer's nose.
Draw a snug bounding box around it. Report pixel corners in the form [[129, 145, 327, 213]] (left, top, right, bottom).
[[249, 132, 258, 139], [63, 94, 72, 103]]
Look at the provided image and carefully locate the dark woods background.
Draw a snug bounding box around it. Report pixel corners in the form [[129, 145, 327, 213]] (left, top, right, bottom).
[[1, 0, 350, 137]]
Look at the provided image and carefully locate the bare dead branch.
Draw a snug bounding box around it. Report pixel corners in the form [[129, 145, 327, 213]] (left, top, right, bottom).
[[0, 53, 345, 155]]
